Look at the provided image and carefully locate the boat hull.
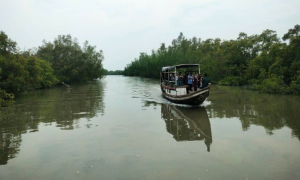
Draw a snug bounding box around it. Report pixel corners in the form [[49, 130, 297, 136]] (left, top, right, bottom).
[[161, 84, 210, 105]]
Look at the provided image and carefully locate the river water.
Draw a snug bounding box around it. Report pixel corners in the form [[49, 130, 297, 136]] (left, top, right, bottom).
[[0, 76, 300, 180]]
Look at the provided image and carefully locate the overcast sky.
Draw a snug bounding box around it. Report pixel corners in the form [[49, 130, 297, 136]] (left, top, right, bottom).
[[1, 0, 299, 70]]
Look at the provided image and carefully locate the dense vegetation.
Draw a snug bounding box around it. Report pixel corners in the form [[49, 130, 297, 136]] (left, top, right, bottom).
[[37, 35, 105, 83], [0, 32, 105, 106], [124, 25, 300, 95], [104, 69, 124, 75]]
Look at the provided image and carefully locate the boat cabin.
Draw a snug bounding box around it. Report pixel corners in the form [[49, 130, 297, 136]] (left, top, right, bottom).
[[160, 64, 200, 96]]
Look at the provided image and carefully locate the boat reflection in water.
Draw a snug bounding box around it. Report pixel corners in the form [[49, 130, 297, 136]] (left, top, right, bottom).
[[161, 104, 212, 152]]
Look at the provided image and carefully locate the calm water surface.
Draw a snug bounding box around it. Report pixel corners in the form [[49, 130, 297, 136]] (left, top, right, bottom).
[[0, 76, 300, 180]]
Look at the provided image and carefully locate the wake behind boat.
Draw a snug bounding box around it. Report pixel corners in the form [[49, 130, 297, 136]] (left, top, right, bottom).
[[160, 64, 210, 105]]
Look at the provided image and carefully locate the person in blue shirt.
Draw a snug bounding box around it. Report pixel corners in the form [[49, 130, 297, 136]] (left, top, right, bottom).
[[188, 73, 193, 92]]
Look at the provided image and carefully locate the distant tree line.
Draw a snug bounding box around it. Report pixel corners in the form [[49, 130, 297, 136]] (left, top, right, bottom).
[[0, 32, 105, 106], [124, 25, 300, 95], [104, 69, 124, 75]]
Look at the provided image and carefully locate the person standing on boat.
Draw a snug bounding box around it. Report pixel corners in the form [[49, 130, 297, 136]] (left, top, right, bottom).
[[188, 73, 193, 92], [198, 75, 203, 88], [178, 72, 183, 81], [193, 73, 198, 91], [177, 72, 183, 86], [202, 73, 211, 88], [183, 72, 188, 85]]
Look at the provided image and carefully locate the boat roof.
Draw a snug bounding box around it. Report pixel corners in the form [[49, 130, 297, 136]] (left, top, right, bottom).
[[162, 64, 199, 72]]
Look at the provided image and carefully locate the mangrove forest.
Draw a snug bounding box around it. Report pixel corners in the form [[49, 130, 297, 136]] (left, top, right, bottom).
[[0, 32, 105, 107], [124, 24, 300, 95]]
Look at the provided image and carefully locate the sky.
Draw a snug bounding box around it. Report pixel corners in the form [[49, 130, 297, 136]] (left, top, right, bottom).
[[0, 0, 299, 70]]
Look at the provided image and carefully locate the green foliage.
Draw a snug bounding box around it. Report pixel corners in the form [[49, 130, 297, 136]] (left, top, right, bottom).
[[0, 31, 58, 106], [0, 31, 17, 55], [104, 69, 124, 75], [124, 25, 300, 95], [0, 89, 14, 107], [37, 59, 59, 87], [0, 54, 58, 94], [218, 76, 244, 86], [0, 55, 29, 93], [0, 31, 104, 107], [288, 71, 300, 95], [256, 75, 287, 94], [37, 35, 105, 83]]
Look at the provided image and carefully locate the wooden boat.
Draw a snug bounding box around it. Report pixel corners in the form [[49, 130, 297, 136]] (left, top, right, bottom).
[[161, 104, 212, 152], [160, 64, 210, 105]]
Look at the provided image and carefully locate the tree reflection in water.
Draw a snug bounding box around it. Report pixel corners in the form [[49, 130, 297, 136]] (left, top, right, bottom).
[[161, 104, 212, 152], [205, 85, 300, 140], [0, 81, 105, 165]]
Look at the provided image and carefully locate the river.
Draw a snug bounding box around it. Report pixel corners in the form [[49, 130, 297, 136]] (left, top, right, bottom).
[[0, 75, 300, 180]]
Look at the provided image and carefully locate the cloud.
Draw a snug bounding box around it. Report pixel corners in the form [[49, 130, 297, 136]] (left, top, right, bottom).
[[1, 0, 299, 70]]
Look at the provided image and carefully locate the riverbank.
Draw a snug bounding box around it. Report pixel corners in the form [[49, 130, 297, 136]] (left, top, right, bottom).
[[0, 31, 105, 107]]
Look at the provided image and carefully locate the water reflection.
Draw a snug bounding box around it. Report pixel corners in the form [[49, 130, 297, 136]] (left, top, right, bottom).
[[161, 104, 212, 152], [0, 80, 105, 165], [0, 133, 21, 165], [206, 86, 300, 139]]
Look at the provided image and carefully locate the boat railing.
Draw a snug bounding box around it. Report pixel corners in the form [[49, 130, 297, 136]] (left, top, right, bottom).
[[177, 80, 184, 86], [163, 80, 176, 88], [163, 80, 188, 88]]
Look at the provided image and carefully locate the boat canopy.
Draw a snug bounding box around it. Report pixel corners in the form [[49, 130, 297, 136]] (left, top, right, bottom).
[[161, 64, 199, 72]]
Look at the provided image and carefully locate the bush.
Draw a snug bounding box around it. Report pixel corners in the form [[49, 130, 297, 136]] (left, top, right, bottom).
[[0, 89, 14, 107], [287, 72, 300, 95], [257, 75, 288, 94], [37, 59, 59, 87], [218, 76, 245, 86]]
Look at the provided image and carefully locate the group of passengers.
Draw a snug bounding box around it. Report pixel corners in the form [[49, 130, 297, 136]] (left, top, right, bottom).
[[162, 72, 210, 92], [186, 72, 210, 92], [177, 72, 210, 92]]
